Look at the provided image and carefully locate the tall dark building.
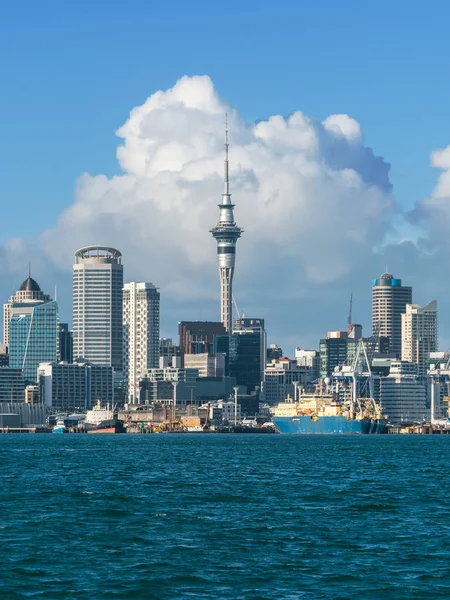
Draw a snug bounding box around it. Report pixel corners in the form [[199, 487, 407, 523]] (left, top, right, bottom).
[[58, 323, 73, 363], [372, 272, 412, 358], [230, 318, 267, 394], [178, 321, 227, 359]]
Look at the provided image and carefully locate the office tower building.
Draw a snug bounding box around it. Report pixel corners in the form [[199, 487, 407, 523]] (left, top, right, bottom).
[[123, 282, 160, 402], [58, 323, 73, 363], [401, 301, 438, 376], [230, 318, 267, 394], [210, 118, 243, 333], [73, 246, 123, 370], [372, 271, 412, 358], [38, 361, 113, 410], [178, 321, 226, 359], [4, 274, 51, 345], [267, 344, 283, 361], [9, 300, 59, 383]]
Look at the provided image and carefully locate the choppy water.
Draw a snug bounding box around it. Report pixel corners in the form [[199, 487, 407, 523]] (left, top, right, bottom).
[[1, 434, 450, 599]]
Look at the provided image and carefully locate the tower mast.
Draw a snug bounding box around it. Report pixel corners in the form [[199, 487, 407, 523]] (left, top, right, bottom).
[[210, 115, 243, 333]]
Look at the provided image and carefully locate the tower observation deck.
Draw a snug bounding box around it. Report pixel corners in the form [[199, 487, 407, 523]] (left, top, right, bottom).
[[210, 116, 243, 333]]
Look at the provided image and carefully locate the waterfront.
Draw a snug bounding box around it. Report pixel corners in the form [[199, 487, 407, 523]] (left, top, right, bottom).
[[1, 435, 450, 599]]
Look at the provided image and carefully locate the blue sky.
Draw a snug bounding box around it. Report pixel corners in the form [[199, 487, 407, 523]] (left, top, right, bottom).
[[1, 0, 450, 347], [2, 0, 449, 238]]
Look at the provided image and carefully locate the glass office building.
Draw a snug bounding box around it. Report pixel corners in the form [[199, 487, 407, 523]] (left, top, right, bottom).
[[9, 301, 59, 383]]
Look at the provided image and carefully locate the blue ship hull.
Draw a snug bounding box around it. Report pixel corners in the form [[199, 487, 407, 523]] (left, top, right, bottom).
[[273, 415, 387, 434]]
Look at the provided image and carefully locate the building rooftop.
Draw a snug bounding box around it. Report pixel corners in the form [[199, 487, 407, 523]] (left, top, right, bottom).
[[18, 276, 41, 292]]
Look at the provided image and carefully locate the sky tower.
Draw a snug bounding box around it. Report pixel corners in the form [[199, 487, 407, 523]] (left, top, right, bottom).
[[210, 116, 243, 333]]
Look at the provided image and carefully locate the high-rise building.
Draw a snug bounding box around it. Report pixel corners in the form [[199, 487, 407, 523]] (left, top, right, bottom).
[[210, 119, 243, 333], [123, 282, 160, 402], [4, 275, 51, 345], [401, 301, 438, 376], [372, 272, 412, 358], [9, 300, 59, 383], [58, 323, 73, 363], [230, 318, 267, 394], [73, 246, 123, 370]]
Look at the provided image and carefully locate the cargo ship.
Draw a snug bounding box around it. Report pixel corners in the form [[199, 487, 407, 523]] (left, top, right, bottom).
[[86, 418, 126, 434], [272, 393, 387, 434]]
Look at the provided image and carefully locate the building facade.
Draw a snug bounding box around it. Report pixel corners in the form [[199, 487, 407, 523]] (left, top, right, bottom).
[[178, 321, 226, 359], [183, 353, 226, 378], [230, 319, 267, 394], [3, 275, 51, 346], [401, 301, 438, 376], [295, 348, 320, 381], [9, 300, 59, 383], [372, 272, 412, 358], [38, 361, 114, 410], [264, 358, 313, 406], [73, 246, 123, 370], [0, 368, 25, 402], [123, 282, 160, 402], [380, 362, 427, 424], [58, 323, 73, 363]]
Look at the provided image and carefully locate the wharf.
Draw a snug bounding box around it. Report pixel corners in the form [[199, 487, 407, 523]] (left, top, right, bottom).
[[0, 427, 51, 434], [387, 424, 450, 434]]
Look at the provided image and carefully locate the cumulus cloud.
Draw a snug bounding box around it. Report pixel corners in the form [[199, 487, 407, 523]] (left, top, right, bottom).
[[0, 75, 407, 347]]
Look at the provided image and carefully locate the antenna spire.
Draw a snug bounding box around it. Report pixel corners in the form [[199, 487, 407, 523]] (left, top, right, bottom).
[[28, 262, 31, 278], [223, 112, 230, 198]]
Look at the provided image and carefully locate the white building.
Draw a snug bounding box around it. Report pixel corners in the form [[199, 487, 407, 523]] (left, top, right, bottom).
[[264, 358, 313, 406], [73, 246, 123, 371], [184, 353, 225, 378], [401, 300, 438, 376], [294, 349, 320, 380], [204, 400, 241, 423], [123, 282, 160, 402], [380, 362, 428, 424]]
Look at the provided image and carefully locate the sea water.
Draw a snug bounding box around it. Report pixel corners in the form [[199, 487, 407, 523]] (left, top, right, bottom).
[[1, 434, 450, 599]]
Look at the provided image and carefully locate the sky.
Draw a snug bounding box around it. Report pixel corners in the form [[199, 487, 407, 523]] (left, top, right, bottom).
[[1, 0, 450, 352]]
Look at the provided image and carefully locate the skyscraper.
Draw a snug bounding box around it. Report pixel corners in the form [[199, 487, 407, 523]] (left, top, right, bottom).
[[230, 318, 267, 394], [9, 300, 59, 383], [372, 272, 412, 358], [123, 282, 160, 402], [401, 301, 438, 376], [210, 118, 243, 333], [73, 246, 123, 370], [4, 275, 51, 346]]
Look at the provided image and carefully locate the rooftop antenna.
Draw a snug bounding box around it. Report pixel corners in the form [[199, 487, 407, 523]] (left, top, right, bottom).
[[347, 292, 353, 327], [28, 262, 31, 278], [54, 284, 57, 302], [224, 112, 230, 198]]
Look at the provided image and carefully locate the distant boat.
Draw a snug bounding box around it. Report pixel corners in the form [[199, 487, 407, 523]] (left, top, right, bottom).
[[52, 419, 68, 434]]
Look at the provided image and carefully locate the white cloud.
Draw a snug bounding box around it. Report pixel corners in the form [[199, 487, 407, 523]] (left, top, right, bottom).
[[0, 75, 405, 348]]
